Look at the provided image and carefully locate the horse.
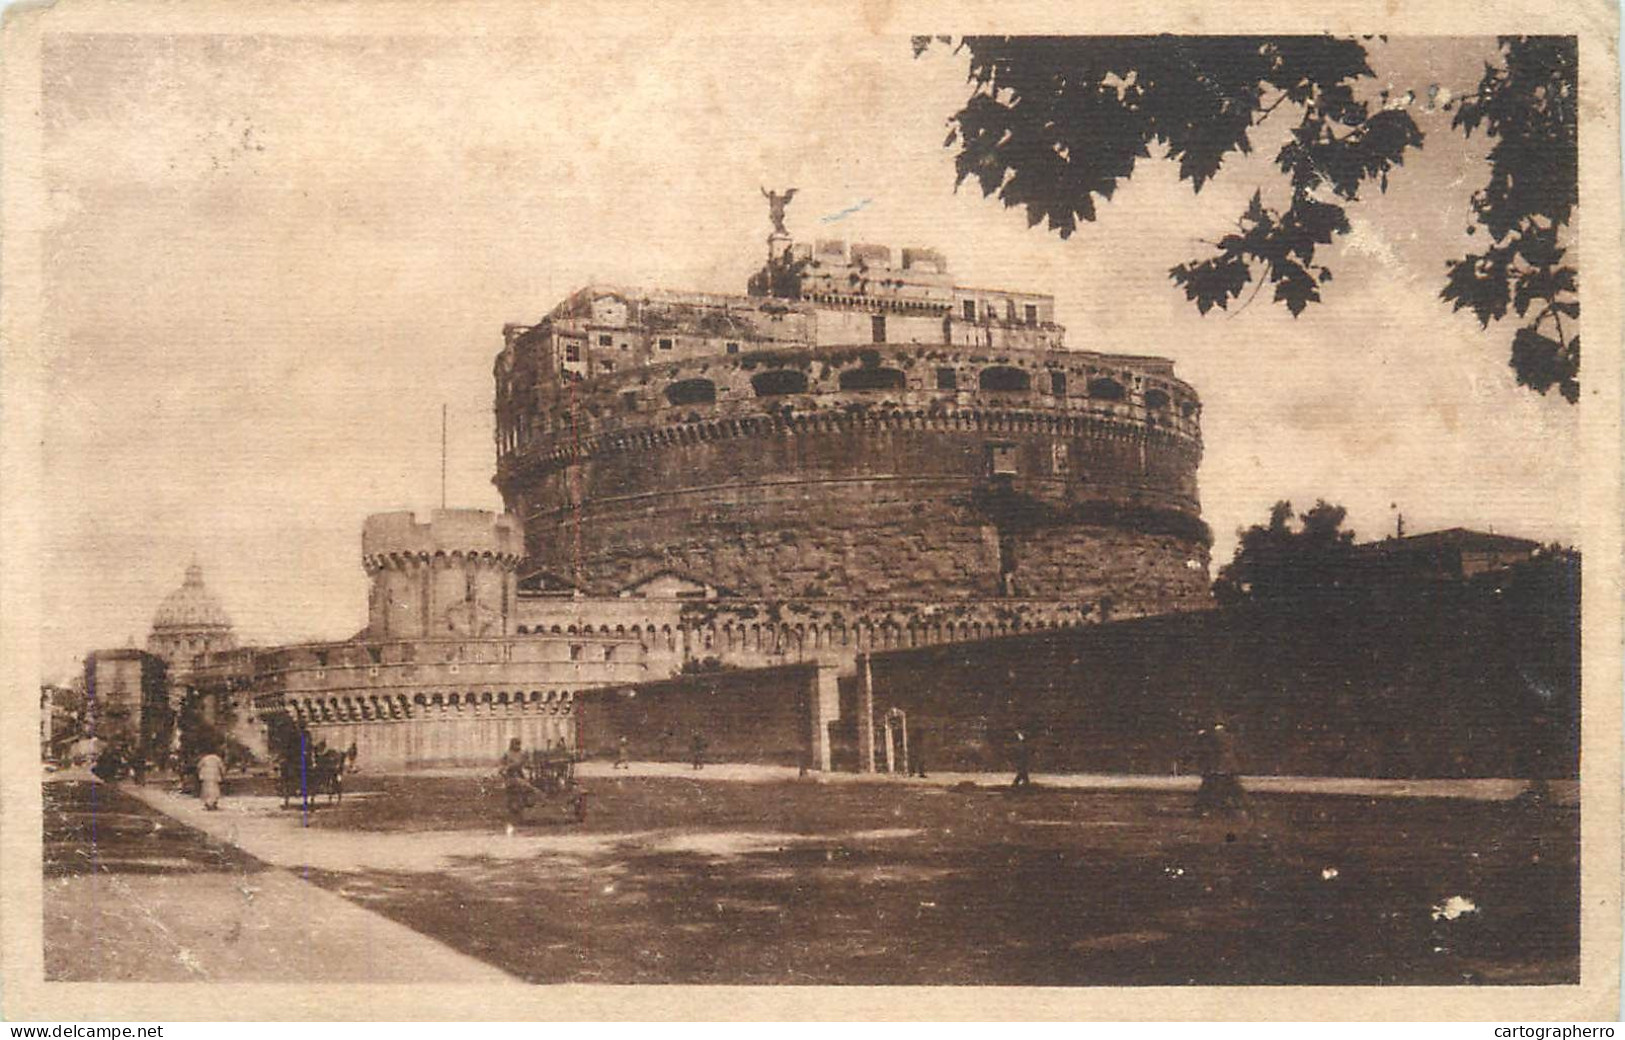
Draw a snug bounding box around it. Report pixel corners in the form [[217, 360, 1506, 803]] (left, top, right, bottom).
[[278, 746, 346, 810]]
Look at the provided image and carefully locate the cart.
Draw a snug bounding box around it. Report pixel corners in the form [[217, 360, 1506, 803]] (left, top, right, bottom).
[[502, 747, 587, 824]]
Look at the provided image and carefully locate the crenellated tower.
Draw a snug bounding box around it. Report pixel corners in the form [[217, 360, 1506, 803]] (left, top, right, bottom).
[[362, 509, 525, 640]]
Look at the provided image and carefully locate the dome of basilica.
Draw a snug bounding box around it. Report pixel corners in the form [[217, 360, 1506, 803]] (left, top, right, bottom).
[[150, 561, 234, 635]]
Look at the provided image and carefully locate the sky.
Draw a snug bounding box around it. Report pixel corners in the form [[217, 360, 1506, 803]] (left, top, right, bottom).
[[34, 31, 1581, 682]]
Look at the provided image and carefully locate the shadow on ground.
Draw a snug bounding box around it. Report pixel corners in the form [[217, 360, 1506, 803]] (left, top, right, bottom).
[[288, 775, 1577, 985]]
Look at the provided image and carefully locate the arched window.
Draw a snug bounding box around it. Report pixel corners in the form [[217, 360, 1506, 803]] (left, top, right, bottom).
[[979, 366, 1030, 392], [751, 370, 808, 396], [664, 378, 716, 406], [838, 367, 906, 391], [1087, 377, 1125, 400], [1144, 388, 1171, 409]]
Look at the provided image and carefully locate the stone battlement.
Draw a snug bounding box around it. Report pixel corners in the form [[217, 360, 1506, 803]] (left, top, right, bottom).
[[361, 509, 524, 565], [497, 341, 1201, 468]]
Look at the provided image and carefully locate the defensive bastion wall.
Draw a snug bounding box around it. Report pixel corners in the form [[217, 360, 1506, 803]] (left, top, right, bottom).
[[496, 337, 1209, 613], [190, 631, 646, 770]]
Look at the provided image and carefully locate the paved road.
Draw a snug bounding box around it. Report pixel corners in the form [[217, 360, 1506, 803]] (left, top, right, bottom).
[[43, 778, 516, 983]]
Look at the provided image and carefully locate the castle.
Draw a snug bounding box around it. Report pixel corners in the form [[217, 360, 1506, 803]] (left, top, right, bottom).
[[142, 216, 1214, 771], [494, 234, 1210, 635]]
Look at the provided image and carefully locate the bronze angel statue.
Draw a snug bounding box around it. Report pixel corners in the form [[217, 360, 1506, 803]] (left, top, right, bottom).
[[762, 187, 797, 235]]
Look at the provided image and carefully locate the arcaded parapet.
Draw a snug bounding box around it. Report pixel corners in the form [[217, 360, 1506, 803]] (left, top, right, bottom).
[[189, 633, 647, 770], [362, 509, 525, 640]]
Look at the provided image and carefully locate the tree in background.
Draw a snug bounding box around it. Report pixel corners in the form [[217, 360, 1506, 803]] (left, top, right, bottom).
[[175, 689, 255, 772], [922, 35, 1578, 400], [1212, 499, 1357, 607]]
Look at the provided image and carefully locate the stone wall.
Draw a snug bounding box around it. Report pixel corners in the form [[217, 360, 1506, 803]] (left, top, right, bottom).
[[576, 663, 819, 767], [515, 593, 1128, 680], [497, 344, 1206, 610], [846, 581, 1580, 780]]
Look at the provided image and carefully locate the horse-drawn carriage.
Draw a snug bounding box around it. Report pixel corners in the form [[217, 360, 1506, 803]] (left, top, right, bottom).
[[501, 746, 587, 824], [277, 744, 346, 811]]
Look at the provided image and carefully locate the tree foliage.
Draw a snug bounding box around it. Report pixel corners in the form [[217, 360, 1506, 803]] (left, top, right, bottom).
[[176, 690, 255, 770], [1212, 499, 1357, 607], [1440, 36, 1578, 402], [923, 34, 1579, 399]]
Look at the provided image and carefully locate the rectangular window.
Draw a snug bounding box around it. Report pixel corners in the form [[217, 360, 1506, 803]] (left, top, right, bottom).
[[598, 334, 613, 347], [564, 341, 581, 363], [1006, 299, 1017, 323], [936, 367, 958, 391], [726, 341, 740, 354], [988, 442, 1019, 476], [1025, 304, 1039, 326], [622, 391, 639, 412], [600, 360, 614, 373], [962, 300, 977, 321], [658, 338, 674, 351], [569, 644, 583, 661], [871, 315, 887, 343], [1050, 371, 1067, 396]]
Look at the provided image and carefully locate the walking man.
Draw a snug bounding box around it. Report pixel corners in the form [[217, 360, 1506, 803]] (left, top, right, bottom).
[[196, 748, 226, 811], [1011, 730, 1033, 789], [690, 732, 707, 771]]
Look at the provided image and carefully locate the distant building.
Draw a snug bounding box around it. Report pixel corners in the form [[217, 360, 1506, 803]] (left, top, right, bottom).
[[1355, 528, 1544, 585], [146, 561, 238, 680], [82, 648, 167, 749]]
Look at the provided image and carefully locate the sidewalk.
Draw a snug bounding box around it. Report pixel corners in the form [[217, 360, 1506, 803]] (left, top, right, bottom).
[[123, 783, 648, 872], [65, 783, 517, 983], [557, 761, 1578, 803]]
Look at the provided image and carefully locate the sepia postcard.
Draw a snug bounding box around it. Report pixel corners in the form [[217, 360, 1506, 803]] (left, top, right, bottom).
[[1, 0, 1620, 1022]]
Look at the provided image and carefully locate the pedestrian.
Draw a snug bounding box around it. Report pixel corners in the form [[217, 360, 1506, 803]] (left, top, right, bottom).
[[1011, 730, 1032, 789], [690, 732, 706, 770], [1195, 721, 1248, 818], [196, 747, 227, 811], [913, 729, 928, 779], [614, 735, 630, 770], [499, 737, 533, 822]]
